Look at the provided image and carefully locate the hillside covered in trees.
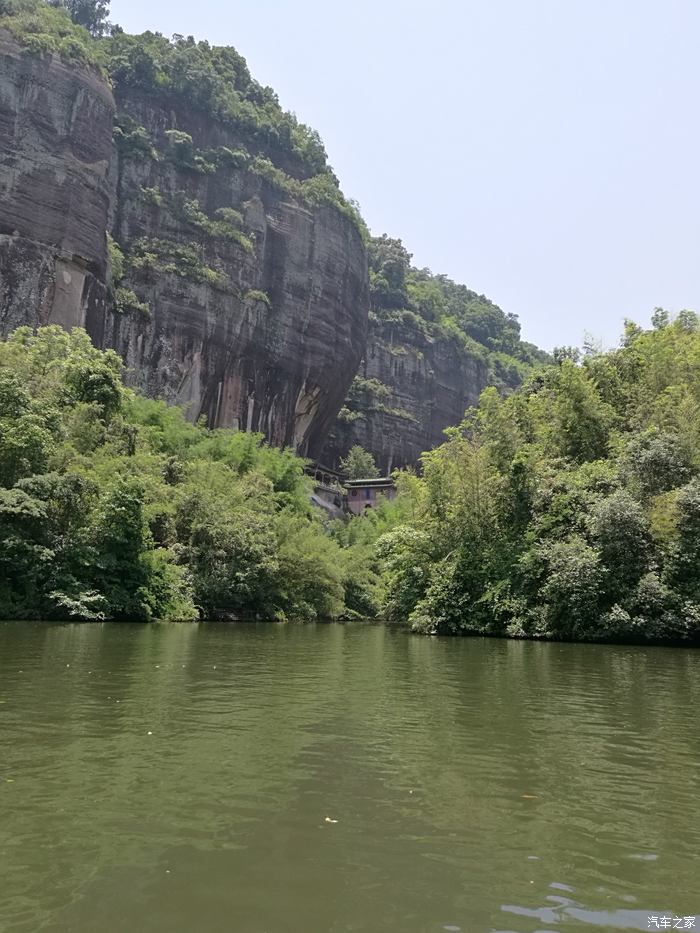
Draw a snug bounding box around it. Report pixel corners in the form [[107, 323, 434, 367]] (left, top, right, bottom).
[[2, 316, 700, 644], [0, 1, 698, 643], [0, 328, 353, 622]]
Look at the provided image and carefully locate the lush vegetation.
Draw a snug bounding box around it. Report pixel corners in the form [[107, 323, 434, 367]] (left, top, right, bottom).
[[340, 445, 380, 481], [366, 313, 700, 643], [368, 236, 550, 387], [102, 30, 330, 181], [0, 328, 362, 622], [0, 0, 104, 66], [2, 3, 698, 644], [3, 317, 699, 643]]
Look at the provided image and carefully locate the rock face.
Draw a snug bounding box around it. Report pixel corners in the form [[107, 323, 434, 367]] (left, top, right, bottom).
[[0, 37, 368, 457], [0, 32, 114, 333], [0, 34, 535, 471], [320, 317, 489, 474], [99, 90, 368, 455]]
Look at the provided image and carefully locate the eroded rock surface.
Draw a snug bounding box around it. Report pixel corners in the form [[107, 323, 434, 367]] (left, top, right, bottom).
[[321, 317, 488, 473], [101, 90, 368, 455], [0, 32, 114, 333], [0, 36, 368, 456]]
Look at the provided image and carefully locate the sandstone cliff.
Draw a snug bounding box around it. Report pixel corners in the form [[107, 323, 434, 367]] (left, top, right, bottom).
[[320, 236, 548, 473], [0, 17, 542, 472], [0, 31, 114, 333], [321, 318, 489, 474], [0, 31, 368, 457], [101, 88, 367, 455]]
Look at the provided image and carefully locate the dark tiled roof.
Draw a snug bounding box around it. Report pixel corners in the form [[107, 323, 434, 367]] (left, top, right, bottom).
[[344, 477, 395, 488]]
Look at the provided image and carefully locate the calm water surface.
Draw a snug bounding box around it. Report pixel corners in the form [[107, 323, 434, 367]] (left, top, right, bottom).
[[1, 622, 699, 933]]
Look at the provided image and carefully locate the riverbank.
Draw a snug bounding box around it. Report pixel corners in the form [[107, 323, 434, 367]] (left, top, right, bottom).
[[3, 615, 699, 650]]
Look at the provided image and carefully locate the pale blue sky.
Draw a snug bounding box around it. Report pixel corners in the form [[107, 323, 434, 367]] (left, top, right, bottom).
[[110, 0, 700, 351]]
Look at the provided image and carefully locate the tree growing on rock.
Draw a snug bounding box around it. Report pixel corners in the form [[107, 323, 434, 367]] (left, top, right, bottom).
[[48, 0, 110, 36]]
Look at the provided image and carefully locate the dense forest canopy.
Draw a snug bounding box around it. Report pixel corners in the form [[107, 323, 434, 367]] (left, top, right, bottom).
[[368, 312, 700, 643], [0, 328, 362, 622], [1, 317, 699, 644]]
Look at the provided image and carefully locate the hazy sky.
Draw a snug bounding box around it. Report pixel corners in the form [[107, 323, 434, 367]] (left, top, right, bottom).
[[110, 0, 699, 351]]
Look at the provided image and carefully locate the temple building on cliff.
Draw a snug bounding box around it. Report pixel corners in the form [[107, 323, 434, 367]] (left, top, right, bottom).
[[344, 477, 397, 515]]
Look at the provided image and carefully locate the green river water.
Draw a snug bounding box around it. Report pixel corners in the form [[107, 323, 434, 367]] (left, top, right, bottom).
[[1, 621, 699, 933]]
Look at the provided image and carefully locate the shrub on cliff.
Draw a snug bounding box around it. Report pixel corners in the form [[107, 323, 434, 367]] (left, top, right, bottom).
[[340, 445, 379, 480], [48, 0, 109, 36], [0, 0, 102, 67]]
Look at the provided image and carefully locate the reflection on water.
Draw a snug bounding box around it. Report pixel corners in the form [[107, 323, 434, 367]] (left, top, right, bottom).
[[1, 622, 699, 932]]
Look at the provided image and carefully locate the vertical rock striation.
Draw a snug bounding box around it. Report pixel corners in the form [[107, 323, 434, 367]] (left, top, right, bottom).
[[320, 316, 489, 473], [99, 90, 367, 455], [0, 35, 368, 456], [0, 32, 114, 333]]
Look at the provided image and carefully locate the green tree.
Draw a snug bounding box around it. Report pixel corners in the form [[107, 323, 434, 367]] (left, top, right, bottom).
[[589, 491, 652, 598], [546, 360, 615, 463], [48, 0, 110, 35], [666, 480, 700, 603], [536, 536, 607, 638], [176, 487, 279, 616], [376, 526, 433, 623], [621, 430, 691, 498], [340, 445, 380, 480], [0, 373, 55, 488]]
